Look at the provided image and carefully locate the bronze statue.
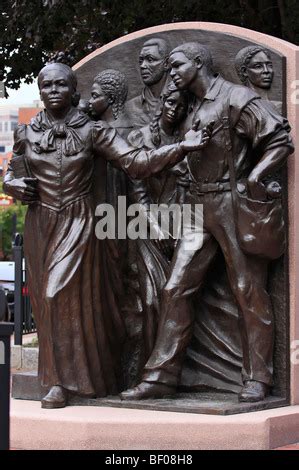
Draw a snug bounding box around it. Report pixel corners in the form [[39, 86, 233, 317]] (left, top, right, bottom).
[[126, 37, 169, 127], [127, 82, 190, 369], [121, 42, 294, 403], [4, 62, 212, 409]]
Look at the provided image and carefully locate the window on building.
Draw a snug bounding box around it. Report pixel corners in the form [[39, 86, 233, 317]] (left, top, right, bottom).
[[4, 122, 8, 132], [11, 122, 18, 131]]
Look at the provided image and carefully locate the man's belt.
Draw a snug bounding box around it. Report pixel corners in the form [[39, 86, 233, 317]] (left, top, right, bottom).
[[190, 181, 231, 195]]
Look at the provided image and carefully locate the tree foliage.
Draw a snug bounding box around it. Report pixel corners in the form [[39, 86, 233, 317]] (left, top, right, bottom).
[[0, 0, 299, 92], [0, 177, 27, 259], [0, 203, 27, 259]]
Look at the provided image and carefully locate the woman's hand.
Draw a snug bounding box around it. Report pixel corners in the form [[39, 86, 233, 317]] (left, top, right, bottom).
[[181, 121, 215, 152], [4, 177, 38, 204]]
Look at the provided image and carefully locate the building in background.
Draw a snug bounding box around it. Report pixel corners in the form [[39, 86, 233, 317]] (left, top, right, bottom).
[[0, 151, 12, 176], [0, 192, 13, 206], [0, 100, 42, 174], [18, 100, 42, 125], [0, 107, 18, 153]]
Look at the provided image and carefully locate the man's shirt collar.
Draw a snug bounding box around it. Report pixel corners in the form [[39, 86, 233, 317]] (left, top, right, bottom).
[[204, 74, 225, 101]]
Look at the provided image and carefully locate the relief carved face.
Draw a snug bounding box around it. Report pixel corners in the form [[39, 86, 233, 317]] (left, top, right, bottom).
[[169, 52, 198, 90], [89, 83, 110, 118], [244, 51, 274, 90], [161, 91, 188, 127], [139, 45, 167, 86]]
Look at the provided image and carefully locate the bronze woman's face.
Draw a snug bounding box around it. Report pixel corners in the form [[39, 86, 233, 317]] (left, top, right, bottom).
[[89, 83, 110, 118], [245, 51, 274, 89], [162, 91, 188, 126], [39, 67, 73, 112]]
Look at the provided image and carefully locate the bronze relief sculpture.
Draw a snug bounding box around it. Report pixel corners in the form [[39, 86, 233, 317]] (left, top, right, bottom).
[[7, 26, 294, 414], [120, 42, 293, 403], [88, 68, 131, 290], [89, 69, 133, 138], [4, 62, 212, 408], [127, 82, 190, 369]]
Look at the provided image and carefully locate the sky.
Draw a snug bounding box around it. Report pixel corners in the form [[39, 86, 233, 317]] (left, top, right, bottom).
[[0, 81, 40, 108]]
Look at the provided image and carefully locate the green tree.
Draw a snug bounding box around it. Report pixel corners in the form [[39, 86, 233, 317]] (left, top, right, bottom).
[[0, 204, 27, 258], [1, 0, 298, 92], [0, 177, 27, 259]]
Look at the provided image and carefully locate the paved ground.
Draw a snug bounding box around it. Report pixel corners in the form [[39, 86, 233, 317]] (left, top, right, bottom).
[[11, 332, 37, 346]]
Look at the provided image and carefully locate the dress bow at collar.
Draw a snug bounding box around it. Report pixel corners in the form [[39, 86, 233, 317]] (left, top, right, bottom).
[[30, 109, 90, 156]]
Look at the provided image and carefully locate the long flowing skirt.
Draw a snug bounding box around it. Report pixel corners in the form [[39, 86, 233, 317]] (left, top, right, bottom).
[[24, 197, 125, 397]]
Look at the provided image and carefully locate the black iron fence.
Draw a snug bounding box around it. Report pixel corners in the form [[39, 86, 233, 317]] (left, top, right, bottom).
[[13, 234, 36, 345], [0, 322, 13, 450]]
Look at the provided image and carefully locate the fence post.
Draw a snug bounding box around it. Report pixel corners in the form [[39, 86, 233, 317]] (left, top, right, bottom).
[[0, 287, 8, 322], [0, 322, 14, 450], [13, 234, 23, 346]]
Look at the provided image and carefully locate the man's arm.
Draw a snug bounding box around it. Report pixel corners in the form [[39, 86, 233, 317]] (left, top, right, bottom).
[[247, 146, 290, 185], [235, 100, 294, 198]]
